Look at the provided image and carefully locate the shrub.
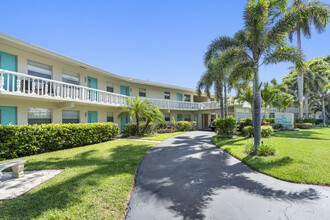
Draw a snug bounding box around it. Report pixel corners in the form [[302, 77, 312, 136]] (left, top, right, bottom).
[[0, 123, 119, 159], [295, 123, 312, 129], [261, 126, 274, 138], [261, 121, 270, 126], [243, 126, 254, 137], [213, 116, 237, 138], [175, 121, 196, 131], [265, 118, 275, 123], [257, 144, 276, 156], [244, 142, 276, 156], [122, 122, 154, 137], [238, 118, 253, 131], [243, 125, 274, 137], [272, 123, 283, 130], [157, 128, 177, 133]]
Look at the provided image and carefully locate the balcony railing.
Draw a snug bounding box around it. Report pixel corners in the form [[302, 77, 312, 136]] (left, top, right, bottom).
[[0, 69, 303, 113], [0, 69, 128, 106]]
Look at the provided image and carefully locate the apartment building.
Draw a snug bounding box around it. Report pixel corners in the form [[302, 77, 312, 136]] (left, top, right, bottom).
[[0, 33, 224, 129], [0, 33, 322, 129]]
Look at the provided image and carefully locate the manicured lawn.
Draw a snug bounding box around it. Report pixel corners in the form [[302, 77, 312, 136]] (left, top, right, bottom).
[[212, 136, 330, 185], [136, 131, 191, 141], [273, 127, 330, 140], [0, 140, 156, 219]]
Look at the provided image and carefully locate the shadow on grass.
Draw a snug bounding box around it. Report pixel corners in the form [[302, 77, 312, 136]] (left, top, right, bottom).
[[0, 143, 152, 219]]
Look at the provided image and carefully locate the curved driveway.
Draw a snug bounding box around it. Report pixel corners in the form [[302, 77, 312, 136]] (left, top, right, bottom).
[[126, 131, 330, 220]]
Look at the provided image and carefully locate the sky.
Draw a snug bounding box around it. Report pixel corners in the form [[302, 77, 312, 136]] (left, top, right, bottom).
[[1, 0, 330, 93]]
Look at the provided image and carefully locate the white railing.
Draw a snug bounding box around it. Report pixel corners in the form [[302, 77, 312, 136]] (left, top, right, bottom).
[[0, 69, 303, 113], [137, 97, 200, 110], [0, 69, 128, 106]]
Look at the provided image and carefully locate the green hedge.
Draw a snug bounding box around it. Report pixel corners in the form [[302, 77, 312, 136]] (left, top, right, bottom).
[[243, 125, 274, 138], [295, 123, 313, 129], [0, 123, 119, 159]]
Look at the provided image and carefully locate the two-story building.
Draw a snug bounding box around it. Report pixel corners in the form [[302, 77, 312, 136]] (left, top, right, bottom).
[[0, 33, 322, 129]]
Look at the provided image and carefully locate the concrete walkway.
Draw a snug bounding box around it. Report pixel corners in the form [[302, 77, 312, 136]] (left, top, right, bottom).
[[126, 131, 330, 220]]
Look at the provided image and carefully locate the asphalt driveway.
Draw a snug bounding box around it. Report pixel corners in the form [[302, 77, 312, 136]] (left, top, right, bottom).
[[126, 131, 330, 220]]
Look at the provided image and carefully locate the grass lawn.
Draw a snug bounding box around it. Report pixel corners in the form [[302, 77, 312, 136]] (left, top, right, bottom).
[[273, 127, 330, 140], [0, 140, 157, 219], [212, 136, 330, 185], [135, 131, 191, 141]]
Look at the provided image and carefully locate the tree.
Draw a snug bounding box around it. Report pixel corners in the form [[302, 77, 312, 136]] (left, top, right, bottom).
[[142, 105, 165, 135], [274, 93, 295, 112], [204, 0, 306, 153], [118, 97, 152, 136], [235, 85, 254, 114], [261, 82, 278, 123], [197, 59, 226, 117], [287, 0, 330, 122]]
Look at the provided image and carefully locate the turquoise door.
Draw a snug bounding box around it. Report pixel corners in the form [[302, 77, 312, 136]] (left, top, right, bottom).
[[0, 51, 17, 92], [194, 114, 198, 127], [87, 76, 97, 101], [88, 111, 98, 123], [177, 93, 182, 108], [177, 113, 183, 122], [0, 106, 17, 125], [120, 85, 129, 96], [121, 113, 130, 130]]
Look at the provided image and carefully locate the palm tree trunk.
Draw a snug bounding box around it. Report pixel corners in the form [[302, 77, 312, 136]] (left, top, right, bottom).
[[304, 93, 308, 118], [253, 63, 261, 153], [219, 83, 224, 118], [322, 95, 326, 127], [297, 28, 304, 122], [262, 106, 267, 124], [136, 115, 141, 136], [142, 120, 150, 136], [224, 83, 228, 117]]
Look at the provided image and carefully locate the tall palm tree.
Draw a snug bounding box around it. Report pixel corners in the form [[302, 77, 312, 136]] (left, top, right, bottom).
[[118, 97, 152, 136], [197, 59, 225, 117], [261, 82, 278, 123], [204, 1, 306, 152], [288, 0, 330, 121]]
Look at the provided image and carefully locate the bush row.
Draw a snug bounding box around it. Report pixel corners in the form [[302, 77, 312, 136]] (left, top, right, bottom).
[[0, 123, 119, 159], [122, 121, 197, 137], [213, 116, 237, 138], [242, 125, 274, 138], [295, 123, 313, 129], [294, 118, 323, 124], [238, 118, 272, 131]]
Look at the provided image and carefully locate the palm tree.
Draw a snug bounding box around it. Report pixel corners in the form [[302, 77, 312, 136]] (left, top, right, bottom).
[[197, 59, 225, 117], [287, 0, 330, 122], [118, 97, 152, 136], [204, 1, 306, 152], [235, 85, 254, 114], [142, 105, 165, 135], [261, 82, 278, 123], [274, 93, 296, 112]]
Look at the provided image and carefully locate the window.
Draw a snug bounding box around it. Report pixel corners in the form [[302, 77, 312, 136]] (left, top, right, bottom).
[[107, 82, 114, 93], [211, 98, 215, 102], [184, 114, 191, 121], [62, 110, 79, 123], [62, 70, 80, 85], [164, 113, 171, 122], [164, 92, 170, 99], [107, 112, 114, 122], [139, 88, 146, 97], [184, 94, 191, 102], [28, 108, 52, 124], [28, 60, 52, 79]]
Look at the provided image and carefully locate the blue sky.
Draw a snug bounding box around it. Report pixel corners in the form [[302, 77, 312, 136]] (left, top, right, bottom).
[[1, 0, 329, 92]]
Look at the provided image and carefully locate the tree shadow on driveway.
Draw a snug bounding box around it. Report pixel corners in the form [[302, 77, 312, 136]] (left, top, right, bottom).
[[127, 131, 323, 220]]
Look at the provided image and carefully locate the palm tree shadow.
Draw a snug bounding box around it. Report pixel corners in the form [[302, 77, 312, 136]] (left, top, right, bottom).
[[128, 132, 321, 219]]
